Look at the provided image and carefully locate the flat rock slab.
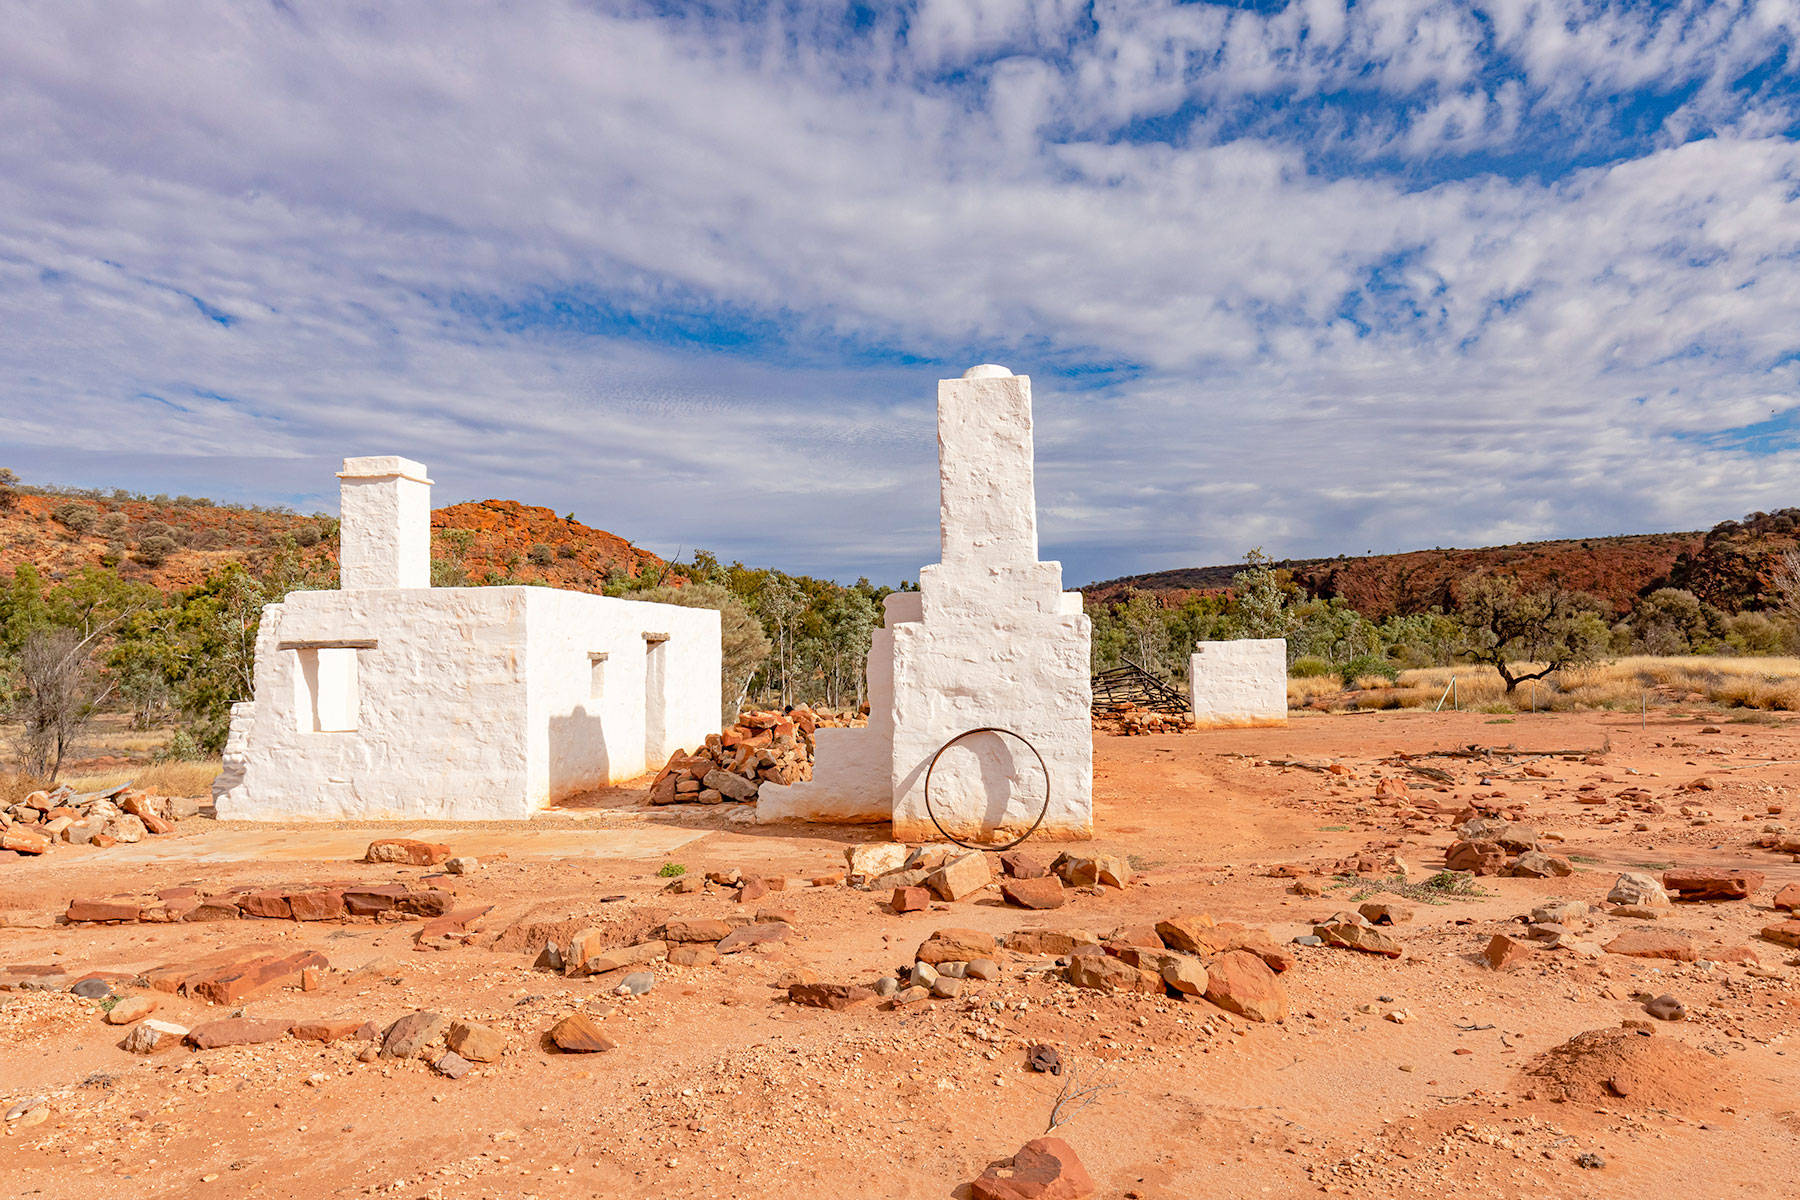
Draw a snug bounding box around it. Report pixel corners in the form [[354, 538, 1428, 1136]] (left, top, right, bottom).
[[91, 825, 707, 866], [1002, 878, 1068, 910], [1604, 930, 1700, 961], [971, 1136, 1096, 1200], [717, 923, 788, 953], [788, 983, 876, 1010], [1663, 868, 1764, 901], [186, 1018, 291, 1049], [549, 1012, 616, 1053]]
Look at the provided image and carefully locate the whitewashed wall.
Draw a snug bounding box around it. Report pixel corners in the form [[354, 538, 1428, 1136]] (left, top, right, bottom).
[[1189, 638, 1289, 728]]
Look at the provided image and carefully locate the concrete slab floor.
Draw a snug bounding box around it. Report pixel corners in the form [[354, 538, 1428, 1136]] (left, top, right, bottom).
[[90, 824, 709, 865]]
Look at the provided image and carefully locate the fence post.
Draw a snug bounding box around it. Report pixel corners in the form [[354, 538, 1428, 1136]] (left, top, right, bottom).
[[1434, 677, 1454, 713], [1453, 676, 1459, 712]]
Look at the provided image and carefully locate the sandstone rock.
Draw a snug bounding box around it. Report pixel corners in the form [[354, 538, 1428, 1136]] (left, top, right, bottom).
[[104, 994, 157, 1024], [447, 1021, 506, 1062], [1494, 823, 1541, 852], [566, 934, 666, 977], [1507, 851, 1574, 878], [891, 886, 931, 913], [1444, 840, 1507, 875], [1773, 883, 1800, 912], [287, 888, 346, 921], [1610, 904, 1664, 920], [533, 942, 564, 972], [925, 852, 993, 902], [342, 884, 409, 915], [717, 923, 788, 953], [1644, 994, 1687, 1021], [1051, 854, 1100, 887], [1758, 920, 1800, 948], [1607, 871, 1671, 907], [1357, 902, 1414, 926], [1484, 933, 1535, 970], [1203, 950, 1287, 1022], [381, 1011, 449, 1059], [66, 898, 142, 923], [668, 944, 720, 967], [432, 1050, 472, 1079], [1604, 929, 1700, 961], [1, 827, 51, 854], [788, 982, 876, 1010], [999, 851, 1049, 879], [615, 971, 655, 996], [1153, 914, 1217, 954], [548, 1012, 616, 1053], [1067, 954, 1160, 994], [736, 877, 768, 902], [1662, 868, 1763, 901], [291, 1018, 365, 1043], [971, 1136, 1095, 1200], [1004, 929, 1095, 956], [186, 1018, 291, 1049], [120, 1019, 186, 1054], [239, 889, 293, 919], [444, 856, 480, 875], [917, 928, 1000, 965], [929, 975, 963, 999], [103, 814, 146, 843], [703, 769, 759, 802], [1531, 900, 1589, 926], [892, 985, 930, 1005], [1002, 877, 1067, 910], [967, 958, 1000, 981], [1160, 954, 1208, 996], [71, 977, 112, 1000], [187, 949, 327, 1005], [910, 960, 940, 990], [365, 838, 450, 866], [661, 918, 733, 943], [1093, 855, 1130, 888], [1315, 922, 1403, 958]]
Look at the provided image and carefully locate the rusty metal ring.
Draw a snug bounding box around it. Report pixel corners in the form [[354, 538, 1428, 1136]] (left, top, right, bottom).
[[921, 726, 1052, 852]]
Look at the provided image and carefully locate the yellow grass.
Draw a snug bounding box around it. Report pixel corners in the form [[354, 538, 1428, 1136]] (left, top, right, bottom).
[[1288, 656, 1800, 714], [57, 760, 222, 799]]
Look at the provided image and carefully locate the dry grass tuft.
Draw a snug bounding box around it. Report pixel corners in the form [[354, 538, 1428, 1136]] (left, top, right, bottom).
[[58, 760, 222, 798]]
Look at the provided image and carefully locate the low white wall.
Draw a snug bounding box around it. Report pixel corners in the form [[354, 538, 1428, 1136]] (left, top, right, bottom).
[[755, 726, 892, 824], [1189, 638, 1288, 729], [218, 588, 535, 821]]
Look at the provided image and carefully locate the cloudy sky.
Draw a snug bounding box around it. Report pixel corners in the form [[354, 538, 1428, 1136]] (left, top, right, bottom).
[[3, 2, 1798, 584]]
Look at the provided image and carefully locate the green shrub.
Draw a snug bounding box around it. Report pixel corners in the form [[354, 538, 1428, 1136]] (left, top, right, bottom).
[[529, 543, 555, 566], [657, 862, 687, 878], [53, 502, 97, 532], [155, 730, 203, 763], [1289, 656, 1334, 678], [1339, 653, 1398, 683]]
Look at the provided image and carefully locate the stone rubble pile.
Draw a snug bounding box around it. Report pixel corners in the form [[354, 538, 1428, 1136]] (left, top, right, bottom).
[[648, 706, 823, 806], [1093, 702, 1196, 735], [1, 782, 202, 857]]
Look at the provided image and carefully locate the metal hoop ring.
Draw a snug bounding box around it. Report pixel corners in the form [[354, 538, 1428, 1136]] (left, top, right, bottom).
[[921, 726, 1052, 852]]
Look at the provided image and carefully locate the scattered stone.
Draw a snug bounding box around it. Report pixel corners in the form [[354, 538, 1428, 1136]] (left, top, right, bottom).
[[917, 928, 1000, 965], [432, 1050, 472, 1079], [1358, 902, 1414, 926], [364, 838, 451, 866], [1004, 929, 1095, 956], [120, 1019, 187, 1054], [1153, 913, 1217, 954], [1662, 868, 1764, 901], [1507, 851, 1574, 878], [1067, 954, 1160, 994], [925, 852, 993, 902], [716, 923, 787, 953], [566, 935, 666, 977], [892, 985, 929, 1005], [999, 851, 1049, 879], [533, 942, 564, 973], [1531, 900, 1589, 926], [1604, 930, 1700, 961], [668, 944, 720, 967], [1607, 872, 1671, 907], [661, 918, 733, 943], [1643, 994, 1687, 1021], [1160, 954, 1208, 996], [548, 1012, 616, 1053], [446, 1021, 506, 1062], [290, 1019, 365, 1043], [104, 994, 157, 1024], [1576, 1152, 1605, 1170], [381, 1011, 449, 1059], [71, 977, 112, 999], [183, 898, 242, 922], [615, 971, 655, 996], [186, 1018, 291, 1049], [872, 976, 899, 997], [846, 841, 914, 877], [1315, 922, 1403, 958], [891, 886, 932, 913], [788, 982, 876, 1010], [910, 961, 940, 990], [1202, 950, 1288, 1021], [1757, 920, 1800, 948], [1026, 1044, 1062, 1075], [970, 1136, 1095, 1200], [1484, 934, 1535, 971], [967, 958, 1000, 981], [929, 975, 963, 999], [443, 856, 480, 874], [1444, 840, 1507, 875], [1002, 877, 1067, 910], [1773, 883, 1800, 912], [1093, 855, 1130, 888], [66, 899, 143, 923]]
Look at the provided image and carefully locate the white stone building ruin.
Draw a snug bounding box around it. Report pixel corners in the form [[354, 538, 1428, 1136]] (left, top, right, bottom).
[[1188, 638, 1288, 728], [759, 366, 1093, 841], [214, 456, 721, 821]]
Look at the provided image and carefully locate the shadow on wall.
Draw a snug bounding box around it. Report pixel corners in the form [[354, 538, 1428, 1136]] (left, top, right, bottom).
[[548, 705, 611, 802], [927, 732, 1047, 840]]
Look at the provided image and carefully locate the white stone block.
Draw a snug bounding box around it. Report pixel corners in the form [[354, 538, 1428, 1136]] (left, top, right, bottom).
[[1189, 638, 1288, 729], [338, 456, 432, 590]]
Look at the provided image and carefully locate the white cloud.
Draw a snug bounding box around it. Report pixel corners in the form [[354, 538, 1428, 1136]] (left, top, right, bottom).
[[0, 1, 1796, 584]]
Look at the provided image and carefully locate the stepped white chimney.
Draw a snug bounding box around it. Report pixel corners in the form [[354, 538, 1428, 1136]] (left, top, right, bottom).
[[337, 456, 432, 590]]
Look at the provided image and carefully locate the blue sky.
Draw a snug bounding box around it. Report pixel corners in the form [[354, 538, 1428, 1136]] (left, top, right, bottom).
[[3, 0, 1799, 583]]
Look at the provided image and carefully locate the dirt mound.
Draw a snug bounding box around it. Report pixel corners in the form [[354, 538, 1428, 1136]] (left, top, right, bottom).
[[1523, 1027, 1742, 1115]]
